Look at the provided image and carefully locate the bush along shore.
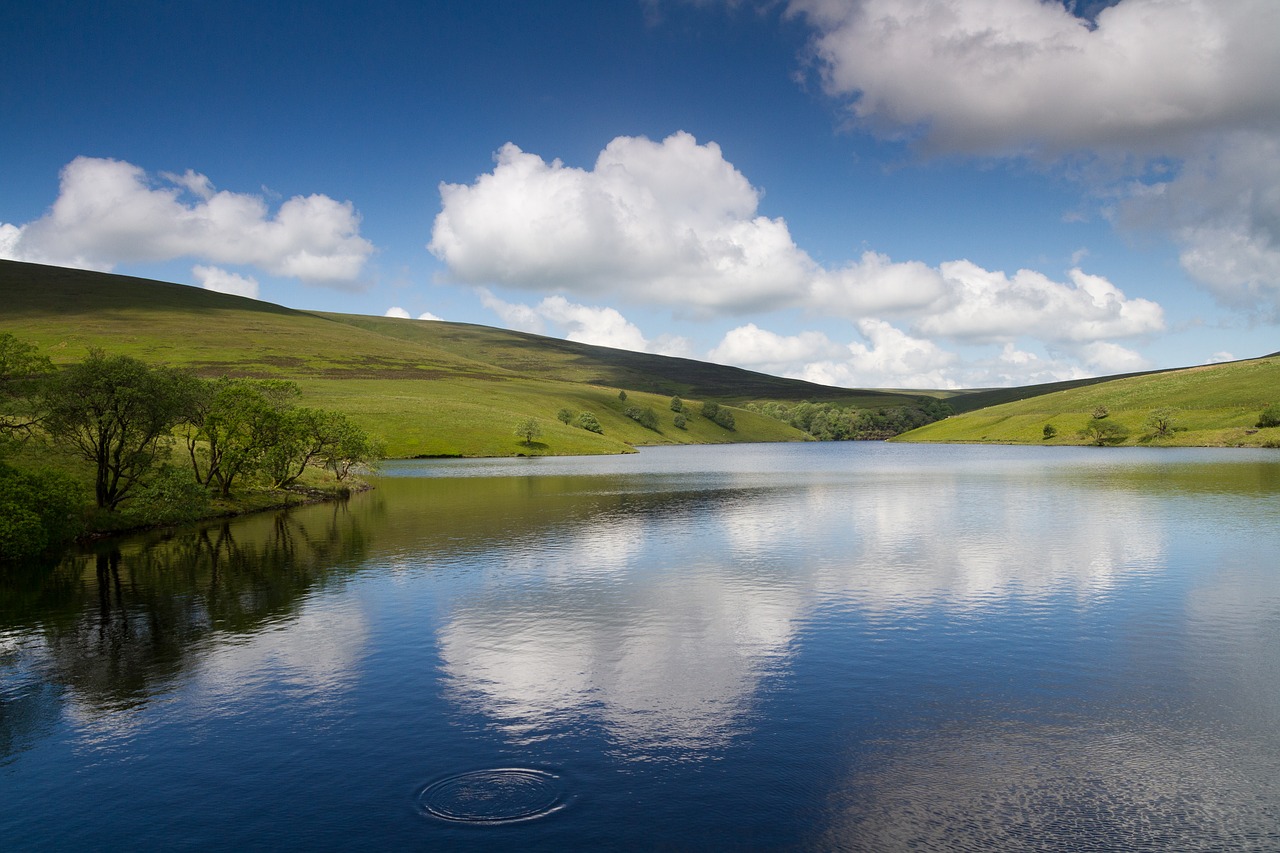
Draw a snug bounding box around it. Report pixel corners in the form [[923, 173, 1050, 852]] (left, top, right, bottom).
[[1, 334, 381, 562]]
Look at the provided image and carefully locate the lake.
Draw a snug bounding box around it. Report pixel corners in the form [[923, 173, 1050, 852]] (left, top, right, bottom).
[[2, 442, 1278, 850]]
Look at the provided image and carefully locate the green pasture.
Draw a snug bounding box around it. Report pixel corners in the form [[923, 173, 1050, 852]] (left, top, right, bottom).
[[898, 355, 1280, 447]]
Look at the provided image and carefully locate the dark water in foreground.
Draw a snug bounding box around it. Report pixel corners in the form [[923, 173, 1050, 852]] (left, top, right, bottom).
[[2, 443, 1279, 850]]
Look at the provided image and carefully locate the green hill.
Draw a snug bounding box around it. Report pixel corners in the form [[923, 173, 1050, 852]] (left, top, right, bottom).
[[1, 260, 847, 456], [897, 355, 1280, 447]]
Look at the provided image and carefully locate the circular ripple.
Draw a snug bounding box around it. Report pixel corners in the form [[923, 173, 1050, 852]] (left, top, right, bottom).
[[417, 768, 566, 824]]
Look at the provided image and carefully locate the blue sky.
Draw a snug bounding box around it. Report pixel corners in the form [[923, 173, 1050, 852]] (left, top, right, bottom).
[[3, 0, 1278, 388]]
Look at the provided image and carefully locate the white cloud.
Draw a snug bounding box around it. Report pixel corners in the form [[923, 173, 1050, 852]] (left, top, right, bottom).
[[0, 156, 374, 285], [1204, 351, 1234, 365], [434, 134, 1166, 364], [430, 132, 814, 313], [787, 0, 1280, 155], [916, 262, 1164, 342], [480, 290, 693, 356], [192, 265, 259, 299], [711, 319, 961, 388], [707, 321, 1153, 388], [384, 306, 443, 321]]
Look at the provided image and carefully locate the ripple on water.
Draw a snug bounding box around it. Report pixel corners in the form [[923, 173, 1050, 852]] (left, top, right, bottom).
[[416, 768, 567, 824]]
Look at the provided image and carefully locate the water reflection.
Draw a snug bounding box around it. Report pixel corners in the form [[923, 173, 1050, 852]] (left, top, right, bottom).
[[1, 444, 1277, 848], [0, 501, 370, 762]]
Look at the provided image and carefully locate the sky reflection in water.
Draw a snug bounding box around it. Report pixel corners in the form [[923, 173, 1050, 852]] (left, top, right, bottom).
[[1, 443, 1278, 850]]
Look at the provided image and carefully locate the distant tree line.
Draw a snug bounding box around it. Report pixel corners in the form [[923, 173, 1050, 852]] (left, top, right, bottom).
[[745, 398, 952, 441], [1, 334, 381, 561]]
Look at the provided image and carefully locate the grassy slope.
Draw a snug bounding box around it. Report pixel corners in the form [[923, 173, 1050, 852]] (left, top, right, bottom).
[[0, 260, 807, 455], [898, 354, 1280, 447]]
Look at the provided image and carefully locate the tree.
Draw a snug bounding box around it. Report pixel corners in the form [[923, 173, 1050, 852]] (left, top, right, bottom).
[[184, 378, 300, 498], [514, 417, 542, 445], [1257, 404, 1280, 429], [1144, 408, 1180, 438], [0, 332, 53, 448], [700, 400, 735, 431], [321, 416, 381, 481], [617, 390, 628, 402], [575, 412, 603, 434], [673, 413, 687, 429], [1042, 424, 1057, 440], [41, 351, 197, 509], [557, 408, 574, 424], [670, 396, 683, 412], [1080, 419, 1129, 446], [624, 405, 660, 431]]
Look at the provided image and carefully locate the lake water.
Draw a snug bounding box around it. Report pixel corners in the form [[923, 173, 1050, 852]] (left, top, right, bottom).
[[2, 442, 1279, 850]]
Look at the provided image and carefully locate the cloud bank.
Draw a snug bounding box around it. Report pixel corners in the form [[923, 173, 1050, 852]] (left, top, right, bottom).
[[779, 0, 1280, 316], [787, 0, 1280, 155], [438, 131, 1164, 384], [0, 157, 374, 286]]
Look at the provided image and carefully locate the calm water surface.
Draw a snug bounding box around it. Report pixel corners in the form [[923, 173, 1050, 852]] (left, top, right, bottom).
[[2, 443, 1279, 850]]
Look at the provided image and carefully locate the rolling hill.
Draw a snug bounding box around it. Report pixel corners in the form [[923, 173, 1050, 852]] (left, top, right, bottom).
[[5, 259, 1275, 454], [897, 354, 1280, 447]]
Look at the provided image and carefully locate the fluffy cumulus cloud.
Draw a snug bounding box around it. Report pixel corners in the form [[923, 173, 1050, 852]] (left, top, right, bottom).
[[192, 265, 259, 299], [787, 0, 1280, 155], [710, 320, 1151, 388], [0, 157, 374, 285], [711, 319, 961, 388], [433, 134, 1164, 364], [385, 306, 442, 321], [480, 290, 693, 356], [430, 132, 813, 313]]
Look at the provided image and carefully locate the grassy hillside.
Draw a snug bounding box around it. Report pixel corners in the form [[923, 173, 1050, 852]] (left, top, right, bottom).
[[0, 260, 814, 456], [898, 355, 1280, 447]]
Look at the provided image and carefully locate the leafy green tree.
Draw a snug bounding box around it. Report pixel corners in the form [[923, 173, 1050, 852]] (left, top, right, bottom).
[[700, 400, 735, 430], [1081, 419, 1129, 446], [624, 405, 660, 431], [670, 396, 683, 412], [575, 412, 603, 434], [673, 413, 687, 429], [557, 408, 574, 424], [1042, 424, 1057, 440], [184, 378, 300, 498], [0, 332, 53, 449], [41, 350, 198, 509], [514, 417, 542, 445], [617, 390, 628, 402], [1257, 404, 1280, 429], [1144, 407, 1180, 438], [321, 416, 382, 481]]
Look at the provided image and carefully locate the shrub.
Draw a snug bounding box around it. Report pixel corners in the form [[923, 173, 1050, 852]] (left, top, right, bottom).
[[1042, 424, 1057, 440], [624, 405, 660, 431], [1257, 404, 1280, 429], [673, 413, 687, 430], [670, 396, 683, 412], [1092, 405, 1110, 420], [0, 463, 84, 561], [115, 464, 212, 527], [1144, 407, 1180, 438], [575, 412, 603, 434], [1080, 419, 1129, 446]]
